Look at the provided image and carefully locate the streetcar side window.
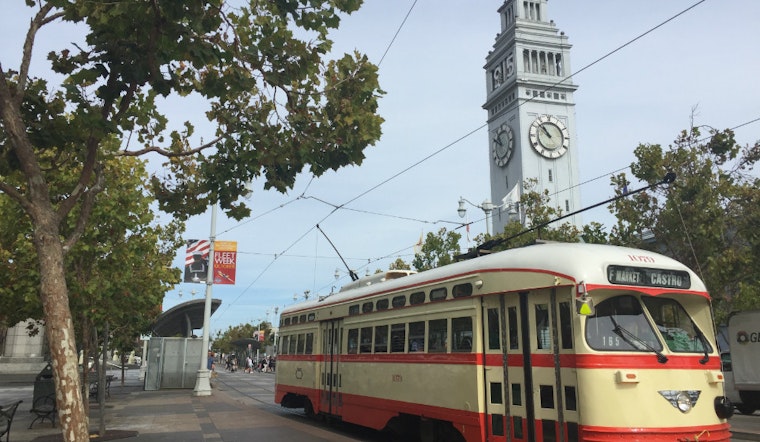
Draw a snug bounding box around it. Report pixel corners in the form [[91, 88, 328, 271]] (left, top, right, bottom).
[[540, 385, 554, 408], [508, 307, 519, 350], [428, 319, 448, 353], [374, 325, 388, 353], [409, 321, 425, 352], [535, 303, 551, 349], [288, 334, 297, 354], [305, 333, 314, 354], [349, 305, 360, 316], [512, 383, 522, 406], [565, 386, 577, 411], [280, 335, 289, 355], [453, 283, 473, 298], [487, 308, 501, 350], [297, 334, 305, 354], [430, 287, 447, 301], [490, 382, 503, 404], [390, 323, 406, 352], [392, 295, 407, 308], [410, 291, 426, 305], [452, 316, 473, 352], [360, 327, 373, 353], [347, 328, 359, 354], [641, 296, 713, 353], [559, 301, 573, 349], [376, 298, 389, 310], [492, 414, 504, 437], [362, 302, 374, 313]]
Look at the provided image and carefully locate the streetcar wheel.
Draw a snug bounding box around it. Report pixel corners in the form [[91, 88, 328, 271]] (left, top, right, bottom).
[[736, 404, 756, 415], [304, 399, 316, 418]]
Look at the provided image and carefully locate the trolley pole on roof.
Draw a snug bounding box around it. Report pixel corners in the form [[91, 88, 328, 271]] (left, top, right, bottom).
[[317, 224, 359, 281]]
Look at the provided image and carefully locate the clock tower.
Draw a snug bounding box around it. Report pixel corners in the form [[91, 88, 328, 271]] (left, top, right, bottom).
[[483, 0, 581, 234]]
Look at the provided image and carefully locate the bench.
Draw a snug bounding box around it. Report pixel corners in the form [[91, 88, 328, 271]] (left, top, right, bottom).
[[29, 363, 56, 429], [0, 400, 22, 442], [89, 374, 116, 399]]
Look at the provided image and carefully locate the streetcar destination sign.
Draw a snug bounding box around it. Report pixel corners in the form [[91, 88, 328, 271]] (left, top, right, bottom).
[[607, 265, 690, 289]]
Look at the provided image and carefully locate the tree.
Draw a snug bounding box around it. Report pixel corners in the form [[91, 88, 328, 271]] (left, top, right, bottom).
[[388, 257, 411, 270], [412, 228, 462, 271], [608, 126, 760, 325], [0, 152, 182, 434], [0, 2, 382, 439], [213, 321, 270, 355], [463, 179, 609, 258]]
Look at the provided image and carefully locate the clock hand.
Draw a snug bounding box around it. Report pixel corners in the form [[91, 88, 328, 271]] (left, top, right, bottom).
[[540, 125, 552, 138], [493, 136, 502, 146]]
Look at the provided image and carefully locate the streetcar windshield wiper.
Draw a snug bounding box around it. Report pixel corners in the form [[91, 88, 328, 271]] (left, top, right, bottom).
[[694, 326, 710, 365], [610, 316, 668, 364]]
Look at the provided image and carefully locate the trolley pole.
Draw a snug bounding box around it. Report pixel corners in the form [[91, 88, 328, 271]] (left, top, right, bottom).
[[193, 204, 217, 396]]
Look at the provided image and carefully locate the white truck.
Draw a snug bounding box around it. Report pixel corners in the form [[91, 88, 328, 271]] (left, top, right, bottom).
[[724, 310, 760, 414]]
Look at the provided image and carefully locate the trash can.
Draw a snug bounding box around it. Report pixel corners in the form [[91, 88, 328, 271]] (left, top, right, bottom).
[[29, 363, 56, 428]]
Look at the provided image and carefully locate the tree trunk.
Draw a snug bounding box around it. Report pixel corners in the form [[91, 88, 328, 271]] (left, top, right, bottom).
[[34, 216, 89, 441], [81, 318, 91, 414], [98, 321, 109, 437]]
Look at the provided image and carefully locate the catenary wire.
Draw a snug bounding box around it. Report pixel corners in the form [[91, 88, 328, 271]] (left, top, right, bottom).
[[210, 0, 760, 325]]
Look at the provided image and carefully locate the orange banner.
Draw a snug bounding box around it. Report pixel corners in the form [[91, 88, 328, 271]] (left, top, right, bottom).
[[213, 240, 237, 285]]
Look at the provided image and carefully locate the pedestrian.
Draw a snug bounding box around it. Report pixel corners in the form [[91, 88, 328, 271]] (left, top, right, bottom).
[[207, 351, 215, 372], [245, 355, 253, 374]]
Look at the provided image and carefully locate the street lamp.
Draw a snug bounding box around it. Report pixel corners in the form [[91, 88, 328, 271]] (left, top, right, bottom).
[[457, 197, 494, 236], [193, 204, 217, 397]]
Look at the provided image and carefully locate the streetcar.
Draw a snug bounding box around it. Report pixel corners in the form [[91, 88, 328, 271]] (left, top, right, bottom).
[[274, 242, 733, 441]]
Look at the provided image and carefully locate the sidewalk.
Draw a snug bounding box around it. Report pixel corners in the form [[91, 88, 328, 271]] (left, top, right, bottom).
[[3, 369, 247, 441], [2, 369, 359, 442]]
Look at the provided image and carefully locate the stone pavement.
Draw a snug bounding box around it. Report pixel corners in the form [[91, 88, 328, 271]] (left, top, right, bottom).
[[0, 369, 359, 442]]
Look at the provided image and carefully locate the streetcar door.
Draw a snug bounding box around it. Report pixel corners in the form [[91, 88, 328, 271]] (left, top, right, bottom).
[[320, 319, 343, 417], [519, 289, 577, 442], [482, 293, 520, 441]]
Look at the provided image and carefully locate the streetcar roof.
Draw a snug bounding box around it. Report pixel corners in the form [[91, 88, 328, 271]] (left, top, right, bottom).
[[281, 242, 706, 315]]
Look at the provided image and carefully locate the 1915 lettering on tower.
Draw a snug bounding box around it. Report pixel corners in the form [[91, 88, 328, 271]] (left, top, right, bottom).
[[483, 0, 582, 234]]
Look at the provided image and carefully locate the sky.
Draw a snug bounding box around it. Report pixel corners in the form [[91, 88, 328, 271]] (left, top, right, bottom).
[[3, 1, 759, 336]]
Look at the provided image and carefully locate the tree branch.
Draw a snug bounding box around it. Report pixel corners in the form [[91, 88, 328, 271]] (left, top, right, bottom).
[[119, 135, 223, 157], [63, 164, 106, 253], [56, 135, 100, 220], [18, 4, 62, 103]]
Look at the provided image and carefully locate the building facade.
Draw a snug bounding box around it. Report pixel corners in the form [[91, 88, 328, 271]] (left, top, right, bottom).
[[0, 320, 47, 373], [483, 0, 582, 234]]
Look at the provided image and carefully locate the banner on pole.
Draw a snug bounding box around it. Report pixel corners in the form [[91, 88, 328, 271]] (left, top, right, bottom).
[[213, 240, 237, 285], [183, 239, 210, 283]]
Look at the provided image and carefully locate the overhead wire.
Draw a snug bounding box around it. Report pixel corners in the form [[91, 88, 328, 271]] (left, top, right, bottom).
[[211, 0, 760, 324]]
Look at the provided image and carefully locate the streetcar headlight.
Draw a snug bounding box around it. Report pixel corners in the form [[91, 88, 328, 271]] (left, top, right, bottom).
[[659, 390, 700, 414], [676, 392, 692, 413]]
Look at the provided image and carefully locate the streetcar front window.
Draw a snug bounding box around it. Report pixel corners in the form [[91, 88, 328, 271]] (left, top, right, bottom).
[[585, 295, 661, 352], [641, 296, 712, 353]]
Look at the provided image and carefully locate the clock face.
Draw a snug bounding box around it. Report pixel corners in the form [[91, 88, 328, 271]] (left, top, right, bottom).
[[491, 123, 514, 167], [529, 115, 569, 159]]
